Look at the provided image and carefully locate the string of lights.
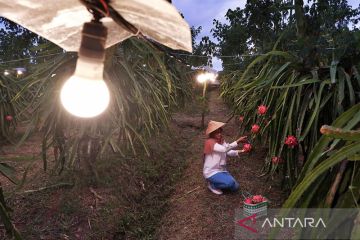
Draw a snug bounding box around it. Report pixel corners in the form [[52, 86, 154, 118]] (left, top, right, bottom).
[[0, 46, 342, 69], [0, 52, 258, 71], [0, 52, 66, 65], [0, 43, 342, 66], [170, 47, 339, 59], [170, 52, 266, 58]]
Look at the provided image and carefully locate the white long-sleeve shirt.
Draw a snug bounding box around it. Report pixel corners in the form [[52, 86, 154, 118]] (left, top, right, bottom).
[[203, 141, 239, 178]]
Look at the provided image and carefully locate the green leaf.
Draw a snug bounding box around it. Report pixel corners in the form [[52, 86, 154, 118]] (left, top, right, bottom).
[[330, 60, 338, 84], [342, 68, 355, 106], [352, 66, 360, 89], [351, 212, 360, 239], [270, 78, 319, 89], [0, 188, 22, 239], [0, 163, 18, 184], [320, 125, 360, 141], [348, 154, 360, 161], [299, 81, 326, 141], [239, 51, 294, 83], [299, 103, 360, 181], [337, 71, 345, 114], [284, 141, 360, 208]]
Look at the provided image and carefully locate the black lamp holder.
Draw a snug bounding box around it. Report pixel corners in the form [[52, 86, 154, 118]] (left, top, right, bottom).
[[78, 20, 107, 63]]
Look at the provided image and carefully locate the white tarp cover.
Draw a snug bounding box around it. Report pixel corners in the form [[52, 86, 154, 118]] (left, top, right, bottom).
[[0, 0, 192, 52]]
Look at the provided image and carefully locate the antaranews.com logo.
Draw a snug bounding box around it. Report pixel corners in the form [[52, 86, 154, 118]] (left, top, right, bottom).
[[234, 208, 359, 240]]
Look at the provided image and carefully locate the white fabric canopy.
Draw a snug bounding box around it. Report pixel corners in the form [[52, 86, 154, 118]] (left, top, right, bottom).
[[0, 0, 192, 52]]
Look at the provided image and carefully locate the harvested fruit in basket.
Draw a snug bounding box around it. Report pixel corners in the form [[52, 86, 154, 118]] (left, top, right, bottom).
[[244, 198, 253, 204], [244, 195, 266, 204], [252, 195, 265, 203]]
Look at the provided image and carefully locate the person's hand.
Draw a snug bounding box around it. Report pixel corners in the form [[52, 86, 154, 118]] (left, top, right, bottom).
[[236, 136, 248, 144]]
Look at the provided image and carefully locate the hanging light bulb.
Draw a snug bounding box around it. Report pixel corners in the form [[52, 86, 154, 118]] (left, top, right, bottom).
[[60, 20, 110, 118]]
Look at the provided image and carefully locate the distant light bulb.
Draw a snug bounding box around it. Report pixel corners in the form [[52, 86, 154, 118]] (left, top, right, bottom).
[[197, 73, 207, 83], [207, 72, 216, 82], [60, 76, 110, 118]]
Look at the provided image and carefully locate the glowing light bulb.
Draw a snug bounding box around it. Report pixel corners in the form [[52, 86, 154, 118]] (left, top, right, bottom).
[[60, 58, 110, 118], [60, 77, 109, 118], [60, 20, 109, 118]]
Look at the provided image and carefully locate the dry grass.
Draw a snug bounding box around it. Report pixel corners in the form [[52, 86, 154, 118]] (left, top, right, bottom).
[[0, 89, 286, 240]]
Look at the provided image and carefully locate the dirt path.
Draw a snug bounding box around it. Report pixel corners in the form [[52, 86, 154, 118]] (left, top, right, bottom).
[[156, 89, 286, 240]]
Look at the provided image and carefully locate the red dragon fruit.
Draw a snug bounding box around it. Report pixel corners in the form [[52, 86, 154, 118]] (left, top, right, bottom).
[[243, 143, 252, 152], [251, 124, 260, 134], [5, 115, 13, 121], [252, 195, 265, 203], [244, 195, 267, 205], [285, 135, 298, 148], [271, 157, 283, 164], [244, 198, 253, 204], [257, 105, 267, 115]]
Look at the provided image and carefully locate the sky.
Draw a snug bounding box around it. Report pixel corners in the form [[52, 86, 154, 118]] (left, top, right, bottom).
[[172, 0, 360, 71], [173, 0, 246, 70]]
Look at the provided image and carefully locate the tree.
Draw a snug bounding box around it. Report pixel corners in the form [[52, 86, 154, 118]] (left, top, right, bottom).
[[212, 0, 360, 71], [212, 1, 288, 71], [294, 0, 360, 69], [174, 26, 216, 67], [0, 17, 57, 63]]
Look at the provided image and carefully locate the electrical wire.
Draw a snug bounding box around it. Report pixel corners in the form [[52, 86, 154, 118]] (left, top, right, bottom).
[[78, 0, 138, 34], [99, 0, 110, 16], [170, 47, 341, 59], [170, 52, 267, 58]]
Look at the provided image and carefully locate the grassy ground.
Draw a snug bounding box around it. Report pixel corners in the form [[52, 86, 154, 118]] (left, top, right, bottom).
[[0, 89, 286, 239], [0, 97, 201, 239]]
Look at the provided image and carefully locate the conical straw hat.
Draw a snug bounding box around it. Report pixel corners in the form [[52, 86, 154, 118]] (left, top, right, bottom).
[[205, 120, 226, 136]]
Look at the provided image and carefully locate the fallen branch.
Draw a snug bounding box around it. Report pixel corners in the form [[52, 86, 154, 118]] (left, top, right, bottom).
[[89, 187, 103, 200], [88, 218, 92, 230], [21, 182, 74, 194], [171, 186, 201, 202], [140, 181, 145, 191]]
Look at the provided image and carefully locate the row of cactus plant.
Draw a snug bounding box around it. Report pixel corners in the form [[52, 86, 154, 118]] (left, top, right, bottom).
[[221, 50, 360, 190]]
